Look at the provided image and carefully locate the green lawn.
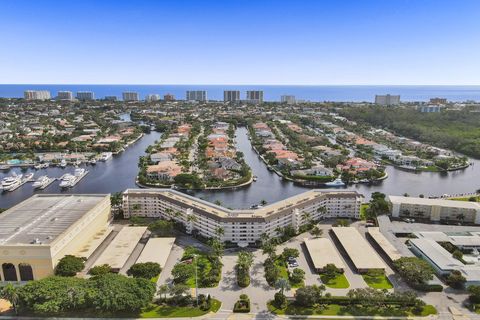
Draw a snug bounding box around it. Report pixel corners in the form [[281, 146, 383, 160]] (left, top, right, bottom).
[[268, 302, 436, 317], [185, 255, 214, 288], [178, 248, 220, 288], [362, 273, 393, 289], [320, 273, 350, 289], [359, 203, 369, 220], [275, 258, 304, 288], [140, 300, 221, 318]]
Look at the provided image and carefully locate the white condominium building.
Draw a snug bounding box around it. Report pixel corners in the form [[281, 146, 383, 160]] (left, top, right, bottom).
[[76, 91, 95, 101], [375, 94, 400, 106], [123, 92, 139, 101], [224, 90, 240, 102], [388, 195, 480, 224], [57, 91, 73, 101], [24, 90, 51, 100], [186, 90, 207, 102], [123, 189, 363, 246], [145, 94, 160, 102], [246, 90, 263, 104], [281, 95, 296, 104]]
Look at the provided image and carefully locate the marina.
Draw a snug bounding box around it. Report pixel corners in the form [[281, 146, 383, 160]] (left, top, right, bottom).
[[1, 129, 480, 209]]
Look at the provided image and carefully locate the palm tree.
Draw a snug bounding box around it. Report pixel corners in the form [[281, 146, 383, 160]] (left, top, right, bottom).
[[187, 214, 198, 223], [275, 278, 291, 295], [1, 283, 19, 315], [260, 232, 270, 245], [301, 212, 311, 223], [157, 284, 169, 301], [316, 206, 327, 214], [237, 251, 254, 271], [215, 226, 225, 239]]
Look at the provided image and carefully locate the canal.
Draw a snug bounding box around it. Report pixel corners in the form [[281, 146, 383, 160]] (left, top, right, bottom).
[[1, 126, 480, 209]]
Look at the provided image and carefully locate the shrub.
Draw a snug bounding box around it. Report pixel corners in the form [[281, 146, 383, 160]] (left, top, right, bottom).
[[88, 264, 112, 276], [127, 262, 161, 279], [54, 255, 86, 277], [233, 295, 250, 313], [274, 292, 287, 309]]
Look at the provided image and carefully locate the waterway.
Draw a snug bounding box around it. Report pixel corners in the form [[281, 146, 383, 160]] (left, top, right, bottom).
[[1, 127, 480, 209]]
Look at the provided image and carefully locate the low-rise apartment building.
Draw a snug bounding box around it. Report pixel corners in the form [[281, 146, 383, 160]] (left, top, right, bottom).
[[388, 196, 480, 224], [123, 189, 363, 246]]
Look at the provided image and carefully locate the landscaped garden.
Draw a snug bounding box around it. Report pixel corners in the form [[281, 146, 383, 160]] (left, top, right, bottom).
[[171, 246, 222, 288], [362, 270, 393, 289], [268, 286, 436, 317]]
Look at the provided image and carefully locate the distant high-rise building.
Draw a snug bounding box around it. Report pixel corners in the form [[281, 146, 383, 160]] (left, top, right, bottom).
[[76, 91, 95, 101], [123, 92, 139, 101], [281, 95, 296, 104], [24, 90, 51, 100], [430, 97, 447, 105], [186, 90, 207, 101], [246, 90, 263, 104], [164, 93, 175, 101], [57, 91, 73, 101], [145, 94, 160, 102], [104, 96, 117, 101], [224, 90, 240, 102], [375, 94, 400, 106]]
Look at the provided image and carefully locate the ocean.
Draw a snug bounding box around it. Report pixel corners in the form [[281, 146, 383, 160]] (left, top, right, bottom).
[[0, 84, 479, 102]]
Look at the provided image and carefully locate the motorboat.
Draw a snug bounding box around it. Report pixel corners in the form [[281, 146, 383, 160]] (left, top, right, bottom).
[[325, 177, 345, 187], [33, 176, 54, 189], [24, 173, 34, 181], [60, 159, 67, 168], [1, 173, 23, 192], [100, 152, 112, 161], [74, 168, 85, 177], [89, 159, 97, 165], [0, 164, 10, 171], [59, 174, 74, 188]]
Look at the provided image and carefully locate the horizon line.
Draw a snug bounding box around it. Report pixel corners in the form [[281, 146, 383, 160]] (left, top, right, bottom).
[[1, 83, 480, 87]]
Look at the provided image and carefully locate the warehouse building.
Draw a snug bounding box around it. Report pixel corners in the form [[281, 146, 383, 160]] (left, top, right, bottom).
[[123, 189, 364, 246], [0, 194, 110, 282], [331, 227, 386, 273], [388, 196, 480, 224], [304, 238, 345, 272]]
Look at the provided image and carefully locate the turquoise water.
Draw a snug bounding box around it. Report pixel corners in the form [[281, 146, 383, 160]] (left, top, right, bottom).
[[1, 85, 479, 102]]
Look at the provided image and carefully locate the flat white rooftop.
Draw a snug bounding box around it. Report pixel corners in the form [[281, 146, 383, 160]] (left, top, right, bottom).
[[0, 194, 109, 245], [389, 196, 480, 210], [136, 237, 175, 268], [93, 226, 147, 270], [410, 238, 463, 271], [304, 238, 345, 270], [368, 227, 403, 261], [331, 227, 386, 270]]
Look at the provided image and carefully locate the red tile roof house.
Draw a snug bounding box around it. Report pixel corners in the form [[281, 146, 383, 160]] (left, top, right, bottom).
[[337, 157, 377, 174]]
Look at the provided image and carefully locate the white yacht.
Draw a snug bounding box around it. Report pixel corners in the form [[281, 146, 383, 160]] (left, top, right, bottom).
[[33, 176, 54, 189], [59, 174, 75, 188], [325, 177, 345, 187], [89, 159, 97, 165], [60, 159, 67, 168], [1, 174, 23, 192], [100, 152, 112, 161]]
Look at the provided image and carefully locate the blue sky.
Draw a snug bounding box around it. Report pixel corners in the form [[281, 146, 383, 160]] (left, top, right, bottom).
[[0, 0, 479, 85]]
